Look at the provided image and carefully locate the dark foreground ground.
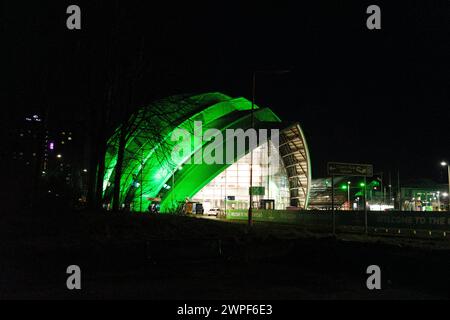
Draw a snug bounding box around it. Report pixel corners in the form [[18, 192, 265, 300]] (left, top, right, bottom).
[[1, 210, 450, 299]]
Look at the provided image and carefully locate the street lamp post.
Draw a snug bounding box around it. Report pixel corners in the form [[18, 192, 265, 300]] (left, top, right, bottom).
[[437, 191, 441, 211], [224, 170, 227, 217], [357, 180, 368, 233], [248, 72, 256, 228], [347, 181, 351, 210], [140, 149, 144, 212], [441, 161, 450, 211], [172, 165, 182, 210], [364, 177, 368, 233], [331, 175, 335, 235], [248, 69, 290, 229]]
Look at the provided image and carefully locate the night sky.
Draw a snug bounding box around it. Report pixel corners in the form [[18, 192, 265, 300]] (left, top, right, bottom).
[[4, 1, 450, 180]]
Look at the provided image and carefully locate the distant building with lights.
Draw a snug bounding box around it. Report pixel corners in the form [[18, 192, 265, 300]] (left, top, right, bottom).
[[4, 113, 88, 208], [400, 179, 449, 211]]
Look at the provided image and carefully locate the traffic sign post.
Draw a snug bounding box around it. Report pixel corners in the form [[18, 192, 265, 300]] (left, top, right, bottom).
[[364, 176, 368, 234], [327, 162, 373, 177], [327, 162, 374, 235]]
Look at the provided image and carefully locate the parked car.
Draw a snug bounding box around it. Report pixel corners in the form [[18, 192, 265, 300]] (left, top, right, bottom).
[[204, 208, 221, 216]]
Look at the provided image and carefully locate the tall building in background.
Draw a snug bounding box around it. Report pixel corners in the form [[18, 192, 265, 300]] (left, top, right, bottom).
[[4, 113, 88, 210]]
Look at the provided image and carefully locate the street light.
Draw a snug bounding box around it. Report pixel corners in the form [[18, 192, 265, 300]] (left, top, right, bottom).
[[440, 161, 450, 211], [340, 182, 351, 210], [347, 181, 351, 210]]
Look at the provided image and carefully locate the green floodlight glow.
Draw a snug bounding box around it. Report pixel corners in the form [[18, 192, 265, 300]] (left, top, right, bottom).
[[341, 184, 348, 190], [370, 180, 380, 187], [359, 182, 366, 187], [155, 167, 169, 180], [101, 92, 312, 212]]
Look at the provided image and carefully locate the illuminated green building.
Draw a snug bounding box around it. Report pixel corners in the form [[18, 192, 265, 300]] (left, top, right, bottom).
[[102, 93, 311, 212]]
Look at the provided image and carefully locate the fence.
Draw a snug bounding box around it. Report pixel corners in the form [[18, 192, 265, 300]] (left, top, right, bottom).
[[226, 209, 450, 232]]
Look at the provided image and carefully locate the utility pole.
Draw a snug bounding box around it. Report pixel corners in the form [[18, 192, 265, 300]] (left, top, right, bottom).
[[389, 171, 392, 205], [347, 181, 351, 211], [140, 149, 143, 212], [331, 175, 335, 235], [248, 72, 256, 228], [224, 169, 227, 216], [267, 138, 270, 201], [440, 162, 450, 211], [397, 171, 401, 211], [447, 164, 450, 211], [172, 171, 175, 208], [364, 176, 368, 234]]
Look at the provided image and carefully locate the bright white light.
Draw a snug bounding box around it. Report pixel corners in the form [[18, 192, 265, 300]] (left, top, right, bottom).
[[83, 169, 88, 173], [443, 193, 449, 197], [57, 154, 62, 158], [369, 204, 394, 211], [441, 161, 448, 166]]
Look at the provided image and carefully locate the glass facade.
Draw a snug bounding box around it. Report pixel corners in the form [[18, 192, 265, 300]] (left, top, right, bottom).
[[192, 141, 290, 211]]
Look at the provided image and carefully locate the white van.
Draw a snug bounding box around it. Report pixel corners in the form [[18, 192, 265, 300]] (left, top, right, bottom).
[[204, 208, 221, 216]]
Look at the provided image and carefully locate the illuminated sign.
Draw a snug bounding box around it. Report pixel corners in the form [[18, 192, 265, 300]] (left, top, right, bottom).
[[327, 162, 373, 177], [250, 186, 265, 196]]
